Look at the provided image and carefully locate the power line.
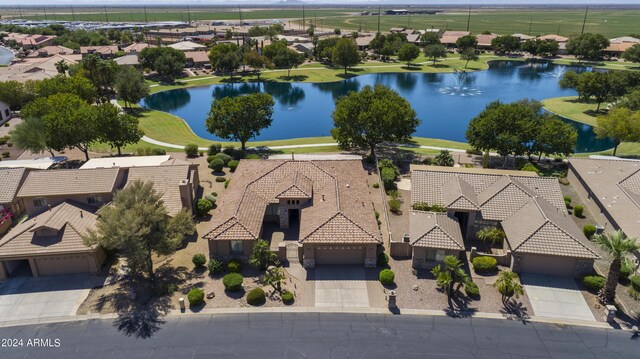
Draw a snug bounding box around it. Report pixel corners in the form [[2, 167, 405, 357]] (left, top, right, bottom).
[[104, 6, 109, 24], [71, 6, 76, 22], [581, 6, 589, 35], [377, 5, 381, 33], [466, 6, 471, 32]]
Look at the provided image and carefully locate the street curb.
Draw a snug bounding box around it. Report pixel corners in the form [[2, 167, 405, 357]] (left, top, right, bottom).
[[0, 306, 615, 331]]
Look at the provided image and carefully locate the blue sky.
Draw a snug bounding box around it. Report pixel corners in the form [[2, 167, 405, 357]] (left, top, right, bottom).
[[3, 1, 640, 6]]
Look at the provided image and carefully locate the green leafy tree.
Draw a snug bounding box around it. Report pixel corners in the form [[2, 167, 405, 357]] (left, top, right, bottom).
[[595, 107, 640, 156], [593, 230, 640, 304], [272, 47, 304, 77], [208, 42, 241, 76], [493, 270, 524, 305], [566, 33, 610, 61], [622, 43, 640, 63], [331, 84, 420, 156], [35, 75, 97, 104], [455, 34, 477, 51], [491, 35, 521, 54], [433, 149, 455, 166], [84, 180, 196, 283], [9, 117, 55, 156], [332, 37, 360, 74], [617, 89, 640, 111], [243, 50, 269, 81], [533, 115, 577, 160], [420, 32, 440, 47], [248, 239, 278, 270], [0, 80, 35, 110], [95, 103, 144, 156], [424, 44, 447, 65], [431, 255, 472, 299], [138, 47, 186, 82], [206, 93, 275, 150], [78, 54, 119, 102], [460, 48, 479, 68], [397, 43, 420, 66], [263, 266, 285, 294], [115, 66, 150, 108]]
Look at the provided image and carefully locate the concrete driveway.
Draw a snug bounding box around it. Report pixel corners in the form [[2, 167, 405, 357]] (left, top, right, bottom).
[[521, 274, 596, 322], [312, 266, 370, 308], [0, 274, 105, 322]]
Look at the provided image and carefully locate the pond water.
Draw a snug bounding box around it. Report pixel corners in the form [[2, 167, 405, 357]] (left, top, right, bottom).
[[141, 60, 613, 153], [0, 47, 14, 65]]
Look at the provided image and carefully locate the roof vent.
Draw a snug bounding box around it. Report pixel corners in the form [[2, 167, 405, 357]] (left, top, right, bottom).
[[346, 184, 350, 188]]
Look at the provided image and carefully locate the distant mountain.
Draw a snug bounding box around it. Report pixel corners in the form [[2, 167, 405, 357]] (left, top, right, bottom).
[[273, 0, 307, 5]]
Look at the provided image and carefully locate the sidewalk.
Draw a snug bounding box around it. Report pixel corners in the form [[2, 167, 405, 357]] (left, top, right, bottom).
[[0, 304, 616, 330]]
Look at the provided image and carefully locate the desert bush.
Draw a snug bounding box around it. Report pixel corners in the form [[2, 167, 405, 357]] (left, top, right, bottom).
[[282, 290, 294, 304], [381, 167, 397, 190], [196, 199, 213, 217], [225, 179, 231, 188], [372, 182, 379, 188], [246, 287, 266, 305], [620, 259, 635, 281], [573, 205, 584, 217], [208, 143, 222, 155], [583, 224, 596, 239], [184, 143, 199, 157], [222, 145, 235, 156], [582, 275, 605, 292], [215, 176, 227, 183], [204, 194, 217, 205], [520, 162, 539, 173], [208, 258, 223, 274], [377, 252, 389, 267], [631, 275, 640, 292], [223, 273, 244, 291], [187, 288, 205, 306], [227, 259, 242, 273], [379, 269, 395, 285], [465, 282, 480, 298], [192, 253, 207, 268], [228, 160, 239, 172], [472, 256, 497, 273], [388, 199, 401, 214], [208, 158, 224, 172], [214, 152, 232, 165]]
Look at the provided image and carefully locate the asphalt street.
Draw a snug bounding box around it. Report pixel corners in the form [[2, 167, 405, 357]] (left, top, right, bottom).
[[0, 313, 637, 358]]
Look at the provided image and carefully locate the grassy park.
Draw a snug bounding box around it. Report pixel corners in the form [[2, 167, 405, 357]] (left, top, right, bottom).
[[541, 96, 600, 126]]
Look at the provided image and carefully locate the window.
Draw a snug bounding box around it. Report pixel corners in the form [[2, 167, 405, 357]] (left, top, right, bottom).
[[33, 197, 47, 207], [426, 249, 446, 262], [230, 241, 244, 254], [87, 195, 103, 204]]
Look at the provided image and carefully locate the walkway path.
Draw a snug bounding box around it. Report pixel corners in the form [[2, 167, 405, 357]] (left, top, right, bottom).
[[141, 136, 469, 153]]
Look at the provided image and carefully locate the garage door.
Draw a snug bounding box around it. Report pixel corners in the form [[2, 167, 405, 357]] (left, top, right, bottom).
[[520, 254, 577, 277], [35, 255, 90, 276], [314, 246, 365, 265]]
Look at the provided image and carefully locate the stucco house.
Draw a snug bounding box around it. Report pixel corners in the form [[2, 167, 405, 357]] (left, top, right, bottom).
[[0, 201, 106, 280], [125, 165, 199, 216], [568, 158, 640, 249], [0, 168, 31, 227], [408, 166, 599, 277], [204, 160, 382, 267]]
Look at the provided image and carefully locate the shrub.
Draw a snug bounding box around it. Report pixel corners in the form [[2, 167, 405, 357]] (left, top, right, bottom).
[[223, 273, 244, 291], [377, 252, 389, 267], [196, 199, 213, 217], [583, 224, 596, 239], [208, 258, 223, 274], [208, 143, 222, 156], [207, 155, 217, 163], [214, 152, 232, 165], [246, 154, 260, 159], [228, 160, 239, 172], [192, 253, 207, 268], [465, 282, 480, 298], [231, 149, 246, 160], [282, 290, 294, 304], [573, 205, 584, 217], [227, 259, 242, 273], [563, 195, 572, 204], [620, 259, 635, 281], [208, 158, 224, 172], [215, 176, 227, 183], [246, 287, 266, 305], [520, 162, 539, 173], [184, 144, 199, 157], [372, 182, 379, 189], [2, 152, 10, 158], [379, 269, 395, 285], [631, 275, 640, 292], [204, 194, 217, 205], [222, 145, 235, 156], [225, 179, 231, 188], [430, 204, 446, 213], [472, 256, 497, 273], [381, 167, 397, 190], [187, 288, 205, 306], [136, 147, 167, 156], [388, 199, 401, 214], [377, 158, 399, 175], [433, 150, 455, 167], [582, 275, 605, 292]]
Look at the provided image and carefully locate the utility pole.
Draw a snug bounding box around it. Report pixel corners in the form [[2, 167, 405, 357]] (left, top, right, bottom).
[[18, 6, 23, 19], [143, 6, 148, 24], [466, 6, 471, 32], [238, 6, 243, 26], [557, 24, 561, 36], [187, 6, 191, 23], [43, 7, 48, 21], [104, 6, 109, 24], [581, 6, 589, 35], [302, 6, 305, 31], [528, 16, 532, 35], [408, 12, 411, 29], [71, 6, 76, 22], [377, 5, 381, 33]]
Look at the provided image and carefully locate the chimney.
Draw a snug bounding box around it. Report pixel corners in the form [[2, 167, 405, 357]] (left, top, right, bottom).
[[291, 151, 295, 160], [47, 204, 52, 211], [80, 210, 83, 218]]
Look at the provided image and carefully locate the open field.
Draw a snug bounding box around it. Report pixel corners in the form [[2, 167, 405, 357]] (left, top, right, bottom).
[[312, 9, 640, 38], [541, 96, 600, 127], [1, 7, 358, 23]]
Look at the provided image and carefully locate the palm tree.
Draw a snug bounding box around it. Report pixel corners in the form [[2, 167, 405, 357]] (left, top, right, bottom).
[[55, 60, 69, 75], [593, 230, 639, 304], [476, 227, 506, 252], [431, 255, 471, 298], [493, 270, 524, 305]]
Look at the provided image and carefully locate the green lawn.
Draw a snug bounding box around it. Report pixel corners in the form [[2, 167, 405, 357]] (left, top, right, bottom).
[[541, 96, 601, 126], [311, 9, 640, 38]]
